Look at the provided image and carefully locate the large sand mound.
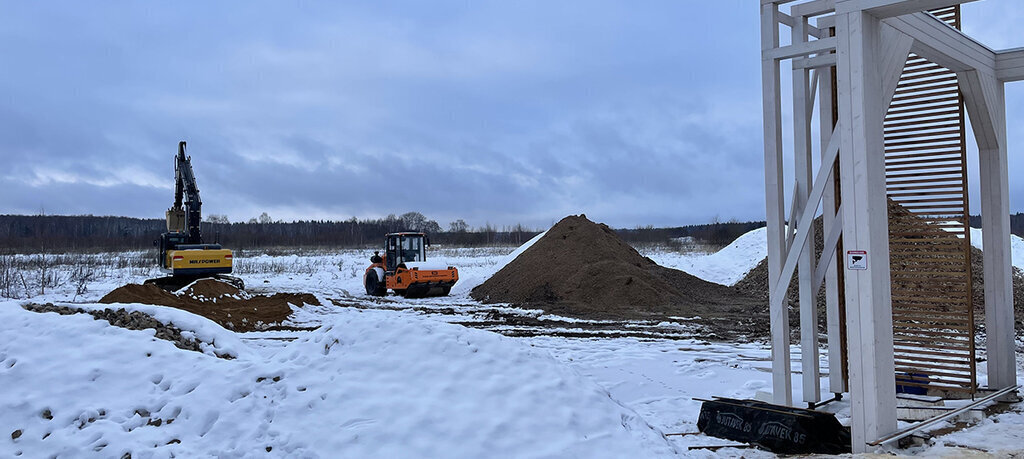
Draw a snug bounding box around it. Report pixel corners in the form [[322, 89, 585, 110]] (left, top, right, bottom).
[[471, 214, 761, 322], [734, 200, 1024, 333], [100, 279, 319, 332]]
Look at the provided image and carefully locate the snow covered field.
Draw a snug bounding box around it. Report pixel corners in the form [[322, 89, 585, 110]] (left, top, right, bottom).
[[644, 228, 768, 286], [3, 229, 1024, 457]]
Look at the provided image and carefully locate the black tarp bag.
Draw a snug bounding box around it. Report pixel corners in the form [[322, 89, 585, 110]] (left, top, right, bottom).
[[696, 397, 851, 454]]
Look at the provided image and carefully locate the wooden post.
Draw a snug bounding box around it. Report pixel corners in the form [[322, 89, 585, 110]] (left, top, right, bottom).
[[762, 2, 792, 407], [819, 59, 847, 395], [792, 14, 820, 406], [835, 9, 898, 452], [960, 70, 1017, 392]]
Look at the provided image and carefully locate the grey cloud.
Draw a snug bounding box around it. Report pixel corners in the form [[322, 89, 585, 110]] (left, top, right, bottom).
[[2, 1, 1021, 229]]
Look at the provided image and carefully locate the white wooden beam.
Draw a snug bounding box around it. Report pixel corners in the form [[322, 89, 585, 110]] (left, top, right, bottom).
[[808, 68, 820, 114], [765, 126, 838, 410], [792, 15, 821, 406], [835, 9, 897, 452], [884, 12, 995, 74], [771, 127, 840, 300], [816, 15, 836, 30], [958, 70, 1003, 151], [960, 70, 1018, 393], [792, 0, 835, 18], [818, 56, 847, 395], [793, 53, 837, 70], [787, 184, 799, 247], [778, 11, 827, 39], [995, 48, 1024, 82], [836, 0, 979, 18], [764, 36, 838, 61], [813, 209, 843, 292], [762, 2, 792, 407], [880, 23, 914, 110]]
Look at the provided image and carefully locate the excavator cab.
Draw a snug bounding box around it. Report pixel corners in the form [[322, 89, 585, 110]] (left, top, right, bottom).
[[156, 232, 187, 267], [366, 232, 457, 298]]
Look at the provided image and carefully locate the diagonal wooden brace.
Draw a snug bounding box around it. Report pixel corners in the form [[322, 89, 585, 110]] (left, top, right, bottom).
[[813, 205, 844, 292], [770, 124, 840, 310]]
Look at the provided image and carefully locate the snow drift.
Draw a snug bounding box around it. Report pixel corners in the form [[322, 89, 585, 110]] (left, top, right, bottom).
[[0, 301, 676, 458]]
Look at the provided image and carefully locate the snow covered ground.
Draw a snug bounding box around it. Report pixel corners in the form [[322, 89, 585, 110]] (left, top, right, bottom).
[[1, 304, 678, 458], [644, 227, 767, 286], [2, 229, 1024, 457], [969, 227, 1024, 271]]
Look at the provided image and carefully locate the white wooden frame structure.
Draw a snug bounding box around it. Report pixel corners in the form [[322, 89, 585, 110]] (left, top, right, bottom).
[[760, 0, 1021, 452]]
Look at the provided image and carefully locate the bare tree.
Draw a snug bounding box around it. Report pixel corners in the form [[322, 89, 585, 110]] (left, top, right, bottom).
[[399, 212, 427, 231], [448, 219, 468, 233]]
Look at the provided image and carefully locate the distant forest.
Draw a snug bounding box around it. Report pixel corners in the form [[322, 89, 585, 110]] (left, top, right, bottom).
[[4, 212, 1024, 254], [968, 214, 1024, 237], [0, 213, 769, 253]]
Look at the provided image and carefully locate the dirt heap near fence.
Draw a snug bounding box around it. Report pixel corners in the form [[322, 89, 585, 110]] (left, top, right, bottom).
[[99, 279, 320, 332], [734, 198, 1024, 334], [471, 214, 762, 323]]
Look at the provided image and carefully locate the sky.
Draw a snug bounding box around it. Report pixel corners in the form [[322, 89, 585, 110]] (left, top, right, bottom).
[[0, 1, 1021, 230]]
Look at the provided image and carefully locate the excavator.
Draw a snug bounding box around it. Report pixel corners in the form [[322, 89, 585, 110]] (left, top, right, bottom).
[[364, 232, 458, 298], [145, 141, 243, 291]]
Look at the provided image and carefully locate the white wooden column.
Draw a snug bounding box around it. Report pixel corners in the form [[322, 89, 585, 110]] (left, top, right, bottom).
[[792, 15, 820, 406], [960, 70, 1017, 391], [819, 62, 847, 395], [762, 3, 792, 407], [835, 9, 898, 452]]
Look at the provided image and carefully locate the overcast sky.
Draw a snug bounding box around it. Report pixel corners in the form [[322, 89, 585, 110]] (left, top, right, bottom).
[[1, 1, 1021, 230]]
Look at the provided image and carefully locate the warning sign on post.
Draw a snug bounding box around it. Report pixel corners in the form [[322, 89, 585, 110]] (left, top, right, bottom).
[[846, 250, 867, 270]]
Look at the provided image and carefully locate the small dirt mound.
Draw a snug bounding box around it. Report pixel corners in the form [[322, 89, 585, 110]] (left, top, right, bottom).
[[181, 278, 250, 301], [471, 214, 762, 323], [100, 280, 319, 332], [100, 283, 180, 306]]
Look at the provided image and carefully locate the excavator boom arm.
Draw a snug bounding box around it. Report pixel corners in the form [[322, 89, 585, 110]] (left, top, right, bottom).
[[174, 141, 203, 244]]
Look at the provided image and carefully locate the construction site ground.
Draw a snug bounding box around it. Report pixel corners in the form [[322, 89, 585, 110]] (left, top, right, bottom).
[[4, 234, 1024, 456]]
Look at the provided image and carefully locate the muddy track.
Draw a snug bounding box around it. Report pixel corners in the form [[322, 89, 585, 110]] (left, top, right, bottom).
[[327, 296, 767, 342]]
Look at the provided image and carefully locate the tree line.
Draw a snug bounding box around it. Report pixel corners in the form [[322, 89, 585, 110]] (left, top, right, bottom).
[[617, 219, 768, 247], [9, 211, 1019, 254], [0, 212, 542, 253], [0, 212, 772, 253], [968, 213, 1024, 238]]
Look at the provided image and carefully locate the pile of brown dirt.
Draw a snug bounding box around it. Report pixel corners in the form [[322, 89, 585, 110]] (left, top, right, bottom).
[[969, 247, 1024, 333], [734, 199, 1024, 334], [470, 215, 763, 326], [735, 217, 825, 305], [99, 279, 319, 332]]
